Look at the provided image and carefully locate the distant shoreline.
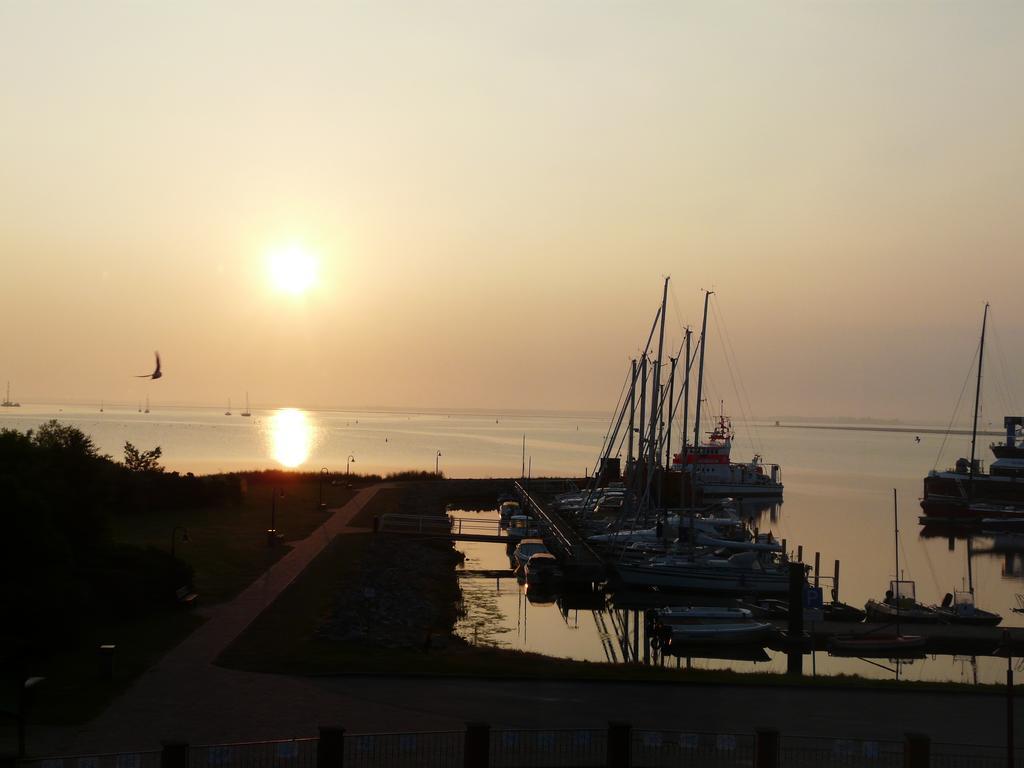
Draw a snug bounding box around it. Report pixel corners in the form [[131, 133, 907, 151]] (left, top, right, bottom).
[[772, 423, 1003, 438]]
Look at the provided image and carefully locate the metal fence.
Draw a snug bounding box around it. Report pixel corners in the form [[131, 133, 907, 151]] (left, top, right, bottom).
[[632, 730, 755, 767], [16, 727, 1024, 768], [17, 752, 162, 768], [342, 731, 462, 768], [491, 729, 606, 767], [780, 735, 904, 767], [190, 740, 317, 768]]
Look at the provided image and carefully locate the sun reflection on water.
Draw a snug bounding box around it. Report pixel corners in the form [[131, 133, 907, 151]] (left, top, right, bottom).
[[267, 408, 315, 467]]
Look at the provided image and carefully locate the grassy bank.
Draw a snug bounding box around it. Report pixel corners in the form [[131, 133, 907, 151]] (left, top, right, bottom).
[[15, 473, 361, 726]]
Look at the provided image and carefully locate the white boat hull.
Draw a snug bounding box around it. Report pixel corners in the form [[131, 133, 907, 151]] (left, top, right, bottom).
[[615, 562, 790, 595]]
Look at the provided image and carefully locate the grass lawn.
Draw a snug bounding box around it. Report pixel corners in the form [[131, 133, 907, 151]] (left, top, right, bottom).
[[112, 474, 357, 602], [14, 474, 358, 728]]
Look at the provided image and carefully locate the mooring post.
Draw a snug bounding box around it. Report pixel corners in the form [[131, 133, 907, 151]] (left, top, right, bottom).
[[904, 733, 930, 768], [161, 742, 189, 768], [796, 545, 803, 563], [814, 552, 821, 588], [833, 559, 841, 601], [607, 722, 632, 768], [317, 726, 345, 768], [754, 729, 779, 768], [465, 722, 490, 768]]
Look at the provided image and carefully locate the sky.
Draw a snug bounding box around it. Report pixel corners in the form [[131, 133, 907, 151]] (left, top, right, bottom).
[[1, 1, 1022, 423]]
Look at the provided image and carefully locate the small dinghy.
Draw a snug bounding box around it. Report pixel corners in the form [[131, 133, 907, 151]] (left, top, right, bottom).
[[827, 633, 926, 657], [933, 591, 1002, 626], [665, 621, 775, 646]]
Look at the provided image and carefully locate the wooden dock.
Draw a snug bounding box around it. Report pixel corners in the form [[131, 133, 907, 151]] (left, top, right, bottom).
[[513, 480, 607, 582]]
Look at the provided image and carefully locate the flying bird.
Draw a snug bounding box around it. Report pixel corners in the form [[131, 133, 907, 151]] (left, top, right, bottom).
[[136, 351, 162, 380]]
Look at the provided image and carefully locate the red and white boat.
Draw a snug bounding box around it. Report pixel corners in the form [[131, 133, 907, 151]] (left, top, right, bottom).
[[670, 414, 783, 498]]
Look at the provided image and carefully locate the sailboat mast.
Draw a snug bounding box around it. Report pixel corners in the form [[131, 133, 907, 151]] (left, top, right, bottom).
[[638, 356, 647, 476], [967, 535, 974, 595], [627, 359, 636, 482], [650, 277, 669, 476], [968, 302, 989, 499], [681, 328, 691, 452], [665, 356, 677, 469], [893, 488, 901, 634], [692, 291, 713, 449]]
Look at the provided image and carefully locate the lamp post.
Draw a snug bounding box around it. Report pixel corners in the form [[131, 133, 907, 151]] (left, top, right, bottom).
[[435, 450, 442, 476], [170, 526, 190, 558], [319, 467, 329, 509], [347, 454, 355, 475], [995, 629, 1016, 768], [269, 488, 284, 545], [18, 676, 45, 758]]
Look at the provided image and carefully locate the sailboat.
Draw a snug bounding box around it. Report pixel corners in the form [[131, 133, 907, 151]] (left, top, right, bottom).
[[100, 400, 104, 413], [138, 401, 142, 413], [225, 398, 232, 416], [830, 492, 926, 655], [240, 392, 251, 417], [922, 303, 1024, 517], [144, 396, 150, 414], [1, 382, 20, 407], [933, 537, 1002, 625]]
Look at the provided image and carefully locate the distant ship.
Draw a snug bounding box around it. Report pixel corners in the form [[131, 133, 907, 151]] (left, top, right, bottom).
[[670, 413, 783, 498], [1, 382, 20, 407]]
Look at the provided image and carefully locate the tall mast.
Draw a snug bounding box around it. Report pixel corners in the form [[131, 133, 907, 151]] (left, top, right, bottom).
[[638, 356, 647, 480], [681, 328, 691, 452], [893, 488, 901, 635], [692, 290, 713, 449], [665, 356, 677, 469], [627, 359, 636, 482], [968, 302, 989, 500], [649, 277, 669, 477]]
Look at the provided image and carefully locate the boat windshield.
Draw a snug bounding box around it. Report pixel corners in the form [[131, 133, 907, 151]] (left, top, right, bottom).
[[891, 580, 917, 602], [954, 590, 976, 608]]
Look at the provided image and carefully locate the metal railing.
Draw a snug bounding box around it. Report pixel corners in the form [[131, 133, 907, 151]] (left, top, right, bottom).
[[342, 731, 463, 768], [491, 729, 606, 767], [633, 730, 755, 767], [17, 724, 1024, 768]]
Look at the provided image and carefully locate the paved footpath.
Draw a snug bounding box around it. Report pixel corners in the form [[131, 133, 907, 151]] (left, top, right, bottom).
[[21, 480, 1024, 754]]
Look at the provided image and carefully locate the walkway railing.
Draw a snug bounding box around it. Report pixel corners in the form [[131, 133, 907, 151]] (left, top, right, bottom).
[[15, 723, 1023, 768]]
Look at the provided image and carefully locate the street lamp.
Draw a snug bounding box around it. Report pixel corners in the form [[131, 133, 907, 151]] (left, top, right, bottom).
[[435, 450, 442, 476], [318, 467, 329, 509], [347, 454, 356, 475], [170, 526, 190, 558]]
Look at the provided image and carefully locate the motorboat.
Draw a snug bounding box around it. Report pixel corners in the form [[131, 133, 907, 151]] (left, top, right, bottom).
[[932, 590, 1002, 626], [507, 514, 540, 541], [827, 633, 926, 656], [513, 538, 549, 569], [864, 580, 943, 624], [615, 550, 791, 595], [524, 552, 562, 586], [664, 621, 775, 647]]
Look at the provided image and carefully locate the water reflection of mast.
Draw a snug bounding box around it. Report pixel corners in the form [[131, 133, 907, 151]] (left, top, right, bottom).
[[592, 610, 620, 664]]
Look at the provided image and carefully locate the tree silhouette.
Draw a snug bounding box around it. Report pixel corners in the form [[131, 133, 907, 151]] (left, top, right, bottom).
[[123, 441, 163, 473]]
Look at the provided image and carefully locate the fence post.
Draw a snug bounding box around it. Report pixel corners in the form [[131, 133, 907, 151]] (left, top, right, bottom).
[[904, 733, 930, 768], [161, 742, 189, 768], [607, 721, 631, 768], [755, 729, 779, 768], [317, 726, 345, 768], [465, 722, 490, 768]]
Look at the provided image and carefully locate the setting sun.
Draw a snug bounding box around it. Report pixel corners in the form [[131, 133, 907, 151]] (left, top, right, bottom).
[[267, 245, 317, 295]]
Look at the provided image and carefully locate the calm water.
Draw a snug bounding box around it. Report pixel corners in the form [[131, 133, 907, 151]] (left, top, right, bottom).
[[453, 423, 1024, 686], [3, 403, 1019, 683]]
